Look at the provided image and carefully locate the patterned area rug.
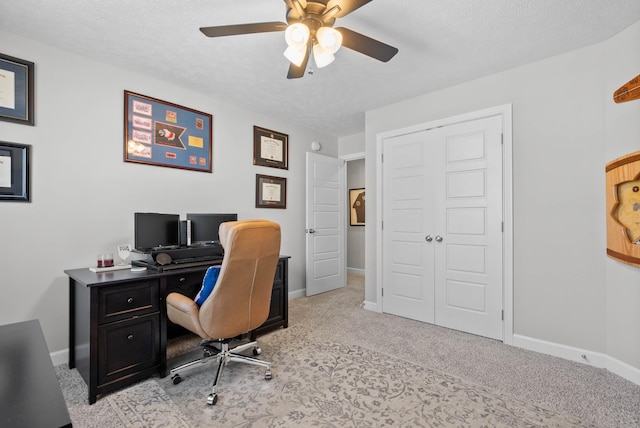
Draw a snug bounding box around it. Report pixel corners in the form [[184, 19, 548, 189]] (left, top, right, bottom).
[[106, 380, 191, 427], [56, 366, 191, 428], [156, 332, 589, 427]]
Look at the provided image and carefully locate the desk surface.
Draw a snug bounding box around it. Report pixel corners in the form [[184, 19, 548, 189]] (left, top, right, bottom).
[[65, 255, 290, 287], [0, 320, 72, 428]]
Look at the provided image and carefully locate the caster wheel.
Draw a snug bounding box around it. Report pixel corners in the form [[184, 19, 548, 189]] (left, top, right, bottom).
[[171, 374, 182, 385], [264, 370, 272, 380], [207, 393, 218, 405], [253, 347, 261, 356], [204, 349, 214, 358]]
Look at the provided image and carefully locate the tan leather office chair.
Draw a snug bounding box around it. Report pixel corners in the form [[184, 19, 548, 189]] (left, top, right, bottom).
[[166, 219, 281, 405]]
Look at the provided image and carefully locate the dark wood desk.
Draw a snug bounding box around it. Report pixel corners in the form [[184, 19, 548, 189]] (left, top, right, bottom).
[[65, 256, 289, 404], [0, 320, 72, 428]]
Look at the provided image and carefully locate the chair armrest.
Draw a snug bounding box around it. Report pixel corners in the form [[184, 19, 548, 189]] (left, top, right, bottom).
[[166, 292, 211, 340]]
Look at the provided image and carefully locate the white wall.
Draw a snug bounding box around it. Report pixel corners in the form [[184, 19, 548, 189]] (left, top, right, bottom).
[[0, 31, 338, 354], [339, 131, 365, 156], [365, 21, 640, 375], [604, 23, 640, 371]]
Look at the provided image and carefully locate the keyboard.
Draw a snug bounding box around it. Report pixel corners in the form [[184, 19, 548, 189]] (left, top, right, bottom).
[[172, 255, 218, 264], [132, 257, 222, 272], [160, 259, 221, 271]]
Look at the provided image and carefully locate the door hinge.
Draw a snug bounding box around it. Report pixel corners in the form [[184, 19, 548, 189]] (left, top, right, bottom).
[[382, 288, 384, 297], [501, 310, 504, 321], [501, 133, 504, 145], [381, 153, 384, 163], [501, 221, 504, 232]]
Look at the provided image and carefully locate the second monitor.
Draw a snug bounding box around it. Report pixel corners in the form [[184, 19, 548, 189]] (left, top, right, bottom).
[[186, 213, 238, 245]]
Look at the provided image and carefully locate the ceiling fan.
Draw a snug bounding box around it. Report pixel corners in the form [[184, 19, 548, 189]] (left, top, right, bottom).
[[199, 0, 399, 79]]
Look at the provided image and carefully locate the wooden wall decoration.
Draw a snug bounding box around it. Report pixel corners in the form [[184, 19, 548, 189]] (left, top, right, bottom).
[[613, 74, 640, 103], [606, 152, 640, 266]]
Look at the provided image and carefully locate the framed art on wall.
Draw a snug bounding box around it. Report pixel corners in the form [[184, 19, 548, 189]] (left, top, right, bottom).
[[349, 188, 365, 226], [253, 126, 288, 170], [124, 91, 213, 172], [256, 174, 287, 209], [0, 141, 30, 202], [0, 53, 34, 126]]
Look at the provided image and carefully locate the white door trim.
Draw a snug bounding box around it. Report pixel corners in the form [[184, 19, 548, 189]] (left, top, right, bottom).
[[340, 151, 365, 161], [375, 104, 514, 344]]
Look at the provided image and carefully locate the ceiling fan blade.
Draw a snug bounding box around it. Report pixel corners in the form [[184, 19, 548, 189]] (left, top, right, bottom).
[[287, 43, 311, 79], [326, 0, 373, 18], [336, 27, 398, 62], [200, 22, 287, 37]]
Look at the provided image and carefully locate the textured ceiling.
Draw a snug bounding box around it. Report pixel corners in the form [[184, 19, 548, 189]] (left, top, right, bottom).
[[2, 0, 640, 137]]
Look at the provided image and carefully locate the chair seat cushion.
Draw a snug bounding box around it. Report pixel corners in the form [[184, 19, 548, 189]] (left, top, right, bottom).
[[194, 265, 221, 306]]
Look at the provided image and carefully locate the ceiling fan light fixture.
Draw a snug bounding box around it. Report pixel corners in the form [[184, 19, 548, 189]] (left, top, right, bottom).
[[316, 27, 342, 54], [312, 43, 335, 68], [284, 45, 307, 67], [284, 22, 310, 48]]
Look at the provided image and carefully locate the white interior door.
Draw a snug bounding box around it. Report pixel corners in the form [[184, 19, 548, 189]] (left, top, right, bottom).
[[382, 115, 504, 340], [306, 152, 346, 296]]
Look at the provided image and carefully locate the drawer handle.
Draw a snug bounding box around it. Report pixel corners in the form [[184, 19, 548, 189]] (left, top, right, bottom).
[[127, 334, 134, 340], [127, 297, 134, 304], [179, 277, 186, 283]]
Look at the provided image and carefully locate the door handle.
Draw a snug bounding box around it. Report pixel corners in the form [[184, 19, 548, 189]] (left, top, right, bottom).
[[435, 235, 443, 242], [425, 235, 433, 242], [308, 229, 316, 234]]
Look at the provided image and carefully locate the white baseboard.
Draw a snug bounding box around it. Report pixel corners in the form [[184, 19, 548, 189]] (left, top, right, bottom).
[[288, 288, 306, 300], [51, 348, 68, 367], [347, 267, 365, 275], [512, 334, 640, 386], [363, 300, 378, 312]]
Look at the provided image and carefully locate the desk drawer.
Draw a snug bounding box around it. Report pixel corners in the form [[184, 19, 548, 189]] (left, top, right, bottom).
[[165, 270, 205, 298], [98, 280, 159, 324], [97, 313, 160, 387]]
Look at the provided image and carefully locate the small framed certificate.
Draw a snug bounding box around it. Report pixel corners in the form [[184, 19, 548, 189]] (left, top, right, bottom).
[[253, 126, 288, 170], [255, 174, 287, 209], [0, 53, 34, 126], [0, 141, 30, 202]]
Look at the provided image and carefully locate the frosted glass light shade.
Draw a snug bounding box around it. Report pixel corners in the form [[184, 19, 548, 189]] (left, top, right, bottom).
[[285, 23, 310, 48], [316, 27, 342, 54], [313, 43, 335, 68], [284, 45, 307, 66]]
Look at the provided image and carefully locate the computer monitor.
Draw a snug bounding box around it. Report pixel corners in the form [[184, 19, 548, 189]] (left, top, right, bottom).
[[186, 213, 238, 245], [134, 212, 180, 252]]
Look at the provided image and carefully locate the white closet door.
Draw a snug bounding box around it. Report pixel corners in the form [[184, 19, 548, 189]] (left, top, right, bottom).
[[433, 115, 503, 340], [382, 131, 435, 323], [382, 115, 504, 340]]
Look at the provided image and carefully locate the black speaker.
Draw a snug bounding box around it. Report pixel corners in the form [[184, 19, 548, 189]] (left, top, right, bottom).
[[179, 220, 191, 247]]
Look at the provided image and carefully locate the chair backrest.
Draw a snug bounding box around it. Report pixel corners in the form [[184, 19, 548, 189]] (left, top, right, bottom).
[[198, 220, 281, 339]]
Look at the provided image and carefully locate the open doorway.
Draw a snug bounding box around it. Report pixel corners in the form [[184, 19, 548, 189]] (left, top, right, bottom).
[[346, 157, 365, 276]]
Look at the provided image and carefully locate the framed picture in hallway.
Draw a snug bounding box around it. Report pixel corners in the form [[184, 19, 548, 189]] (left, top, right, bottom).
[[349, 188, 365, 226]]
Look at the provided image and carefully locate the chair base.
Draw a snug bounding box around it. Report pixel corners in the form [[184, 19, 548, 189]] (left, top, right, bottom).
[[169, 338, 272, 405]]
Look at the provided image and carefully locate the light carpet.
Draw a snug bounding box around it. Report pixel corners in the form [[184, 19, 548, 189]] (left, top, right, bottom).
[[56, 273, 639, 427], [158, 332, 587, 427]]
